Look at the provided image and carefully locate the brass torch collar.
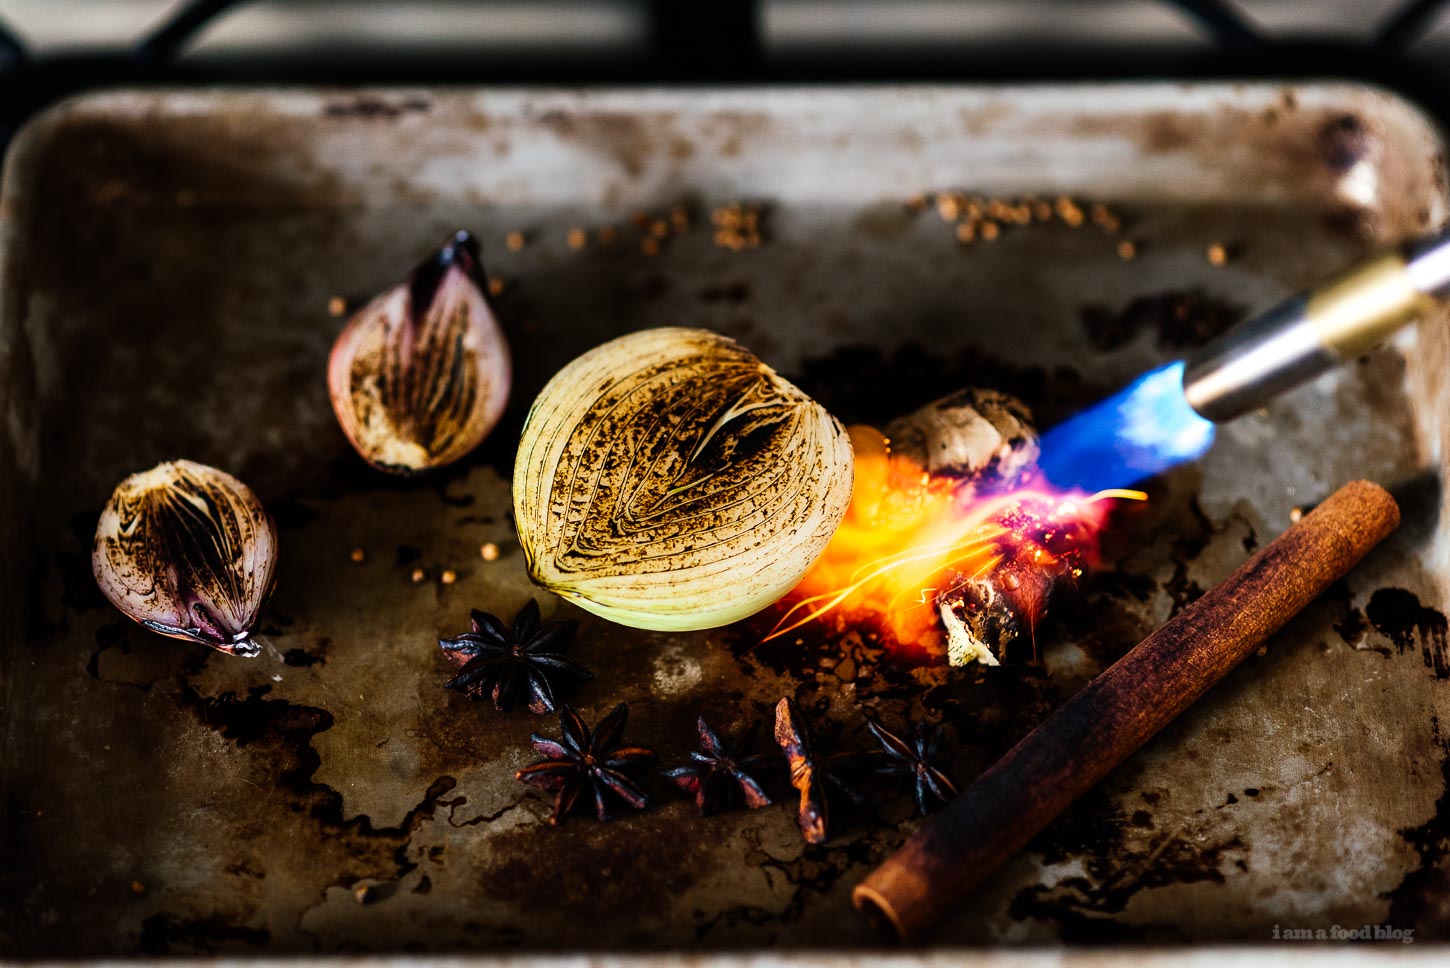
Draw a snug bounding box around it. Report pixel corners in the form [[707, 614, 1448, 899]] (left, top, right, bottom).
[[1306, 251, 1435, 359], [1183, 232, 1450, 423]]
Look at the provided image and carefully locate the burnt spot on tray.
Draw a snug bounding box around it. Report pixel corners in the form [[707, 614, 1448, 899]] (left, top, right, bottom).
[[172, 682, 459, 894], [282, 648, 322, 668], [699, 281, 752, 304], [86, 620, 133, 680], [1079, 291, 1245, 353], [322, 95, 432, 120], [1319, 114, 1375, 173], [265, 497, 319, 530], [1164, 567, 1207, 618], [1010, 783, 1249, 943], [1367, 588, 1450, 680], [138, 914, 271, 956], [790, 342, 1101, 432], [222, 858, 266, 880], [1053, 583, 1154, 671], [1323, 581, 1370, 647], [479, 808, 717, 933], [178, 683, 333, 751], [1385, 715, 1450, 936]]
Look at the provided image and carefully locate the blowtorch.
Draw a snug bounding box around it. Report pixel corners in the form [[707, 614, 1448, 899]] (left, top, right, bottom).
[[1038, 229, 1450, 492]]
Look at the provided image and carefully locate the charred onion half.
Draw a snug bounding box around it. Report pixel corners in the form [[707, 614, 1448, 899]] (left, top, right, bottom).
[[92, 460, 277, 657], [328, 231, 510, 474], [514, 327, 854, 631]]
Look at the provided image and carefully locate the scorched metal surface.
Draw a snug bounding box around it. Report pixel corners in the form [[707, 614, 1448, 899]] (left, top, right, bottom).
[[1, 85, 1448, 956]]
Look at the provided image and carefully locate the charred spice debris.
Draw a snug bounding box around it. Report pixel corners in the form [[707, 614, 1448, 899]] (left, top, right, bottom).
[[664, 717, 774, 816], [859, 718, 959, 816], [516, 703, 656, 824], [774, 698, 875, 845], [432, 614, 956, 836], [439, 599, 593, 713]]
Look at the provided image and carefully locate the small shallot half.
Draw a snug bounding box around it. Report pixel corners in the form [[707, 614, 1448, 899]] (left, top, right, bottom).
[[92, 460, 277, 657], [328, 230, 511, 474]]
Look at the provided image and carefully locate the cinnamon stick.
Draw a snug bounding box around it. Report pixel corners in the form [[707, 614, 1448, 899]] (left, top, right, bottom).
[[853, 479, 1400, 941]]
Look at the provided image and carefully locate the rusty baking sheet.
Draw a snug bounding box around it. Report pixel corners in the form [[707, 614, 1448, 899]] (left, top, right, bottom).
[[1, 84, 1449, 958]]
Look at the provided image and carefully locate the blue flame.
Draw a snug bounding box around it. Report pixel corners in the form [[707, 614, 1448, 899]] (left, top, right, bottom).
[[1036, 361, 1215, 492]]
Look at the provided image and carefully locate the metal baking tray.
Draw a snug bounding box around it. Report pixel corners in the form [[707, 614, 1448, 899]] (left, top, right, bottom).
[[2, 84, 1449, 958]]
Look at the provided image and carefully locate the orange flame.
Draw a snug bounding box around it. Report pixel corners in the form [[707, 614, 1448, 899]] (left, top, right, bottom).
[[767, 426, 1145, 654]]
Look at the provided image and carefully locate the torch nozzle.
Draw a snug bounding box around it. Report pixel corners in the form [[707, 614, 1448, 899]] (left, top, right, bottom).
[[1037, 360, 1215, 493], [1182, 230, 1450, 423]]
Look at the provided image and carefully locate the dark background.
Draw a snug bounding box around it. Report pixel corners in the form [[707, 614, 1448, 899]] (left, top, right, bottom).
[[4, 1, 1450, 150]]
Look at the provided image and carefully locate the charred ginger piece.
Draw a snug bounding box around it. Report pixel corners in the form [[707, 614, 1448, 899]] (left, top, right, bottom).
[[884, 387, 1039, 490], [938, 496, 1095, 667], [887, 388, 1094, 668]]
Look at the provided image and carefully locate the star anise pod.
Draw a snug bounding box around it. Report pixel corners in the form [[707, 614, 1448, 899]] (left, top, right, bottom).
[[516, 703, 655, 824], [860, 717, 959, 815], [439, 598, 592, 713], [664, 717, 773, 816], [773, 697, 868, 845]]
